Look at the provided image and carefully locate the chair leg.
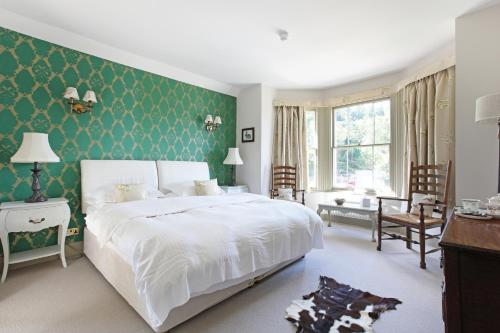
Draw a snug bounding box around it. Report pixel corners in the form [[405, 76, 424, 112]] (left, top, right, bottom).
[[377, 210, 382, 251], [406, 227, 412, 249], [419, 225, 426, 269]]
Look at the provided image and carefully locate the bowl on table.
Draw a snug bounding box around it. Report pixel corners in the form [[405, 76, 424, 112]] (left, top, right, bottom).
[[334, 198, 345, 206]]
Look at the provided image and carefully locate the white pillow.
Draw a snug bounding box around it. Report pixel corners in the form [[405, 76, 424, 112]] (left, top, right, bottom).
[[86, 183, 164, 207], [194, 179, 223, 196], [277, 188, 294, 201], [163, 181, 197, 196], [85, 187, 116, 208], [410, 193, 434, 217]]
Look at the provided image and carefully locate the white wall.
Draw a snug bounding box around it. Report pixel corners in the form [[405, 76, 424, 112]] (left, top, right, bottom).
[[260, 85, 276, 195], [236, 84, 276, 195], [455, 4, 500, 201], [236, 85, 262, 193]]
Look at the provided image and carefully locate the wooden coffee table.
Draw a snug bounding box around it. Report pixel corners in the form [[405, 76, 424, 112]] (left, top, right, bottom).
[[317, 202, 378, 242]]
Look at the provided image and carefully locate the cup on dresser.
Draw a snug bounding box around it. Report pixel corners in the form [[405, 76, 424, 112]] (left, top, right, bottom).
[[461, 199, 481, 214]]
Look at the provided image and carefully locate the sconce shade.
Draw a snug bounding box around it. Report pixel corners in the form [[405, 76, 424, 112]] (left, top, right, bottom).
[[214, 116, 222, 125], [83, 90, 97, 103], [205, 114, 213, 124], [11, 133, 60, 163], [223, 148, 243, 165], [476, 92, 500, 123], [63, 87, 79, 100]]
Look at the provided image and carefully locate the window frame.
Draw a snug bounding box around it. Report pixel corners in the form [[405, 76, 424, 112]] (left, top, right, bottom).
[[331, 98, 391, 191]]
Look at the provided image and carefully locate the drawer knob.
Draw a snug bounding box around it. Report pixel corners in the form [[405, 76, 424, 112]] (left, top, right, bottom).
[[29, 217, 46, 224]]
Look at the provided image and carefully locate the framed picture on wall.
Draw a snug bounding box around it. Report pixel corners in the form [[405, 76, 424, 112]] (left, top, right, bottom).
[[242, 127, 255, 143]]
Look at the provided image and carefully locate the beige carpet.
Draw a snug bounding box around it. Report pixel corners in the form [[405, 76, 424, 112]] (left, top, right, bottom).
[[0, 223, 444, 333]]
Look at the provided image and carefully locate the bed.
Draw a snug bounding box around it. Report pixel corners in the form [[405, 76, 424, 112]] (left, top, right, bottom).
[[81, 160, 324, 332]]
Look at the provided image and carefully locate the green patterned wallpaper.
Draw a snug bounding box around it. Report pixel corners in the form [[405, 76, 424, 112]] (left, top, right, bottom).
[[0, 27, 236, 253]]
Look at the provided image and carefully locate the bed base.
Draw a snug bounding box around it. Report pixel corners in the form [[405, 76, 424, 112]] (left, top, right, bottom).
[[83, 228, 304, 332]]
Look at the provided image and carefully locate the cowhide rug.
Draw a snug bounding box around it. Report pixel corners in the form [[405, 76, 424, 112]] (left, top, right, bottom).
[[285, 276, 402, 333]]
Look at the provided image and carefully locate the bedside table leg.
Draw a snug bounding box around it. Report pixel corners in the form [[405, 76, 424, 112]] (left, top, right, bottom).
[[1, 233, 9, 283], [58, 224, 67, 268]]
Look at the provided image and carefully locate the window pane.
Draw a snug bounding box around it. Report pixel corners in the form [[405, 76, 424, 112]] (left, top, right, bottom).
[[333, 147, 348, 186], [306, 111, 317, 149], [374, 145, 390, 190], [332, 99, 391, 192], [374, 100, 390, 144], [308, 149, 317, 188], [334, 107, 348, 147], [305, 110, 318, 188], [347, 103, 373, 146], [348, 146, 374, 189], [334, 146, 373, 189]]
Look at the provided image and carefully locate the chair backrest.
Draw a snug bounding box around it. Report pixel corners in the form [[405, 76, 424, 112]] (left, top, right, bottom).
[[271, 164, 297, 198], [407, 160, 452, 217]]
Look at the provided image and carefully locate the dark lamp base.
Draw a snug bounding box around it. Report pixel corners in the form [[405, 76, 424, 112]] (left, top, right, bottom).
[[25, 162, 47, 203], [25, 193, 47, 203]]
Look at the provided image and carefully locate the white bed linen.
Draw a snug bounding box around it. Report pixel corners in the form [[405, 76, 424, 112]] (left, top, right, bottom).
[[85, 193, 323, 330]]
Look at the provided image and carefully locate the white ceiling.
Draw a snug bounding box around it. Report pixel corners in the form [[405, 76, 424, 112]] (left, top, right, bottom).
[[0, 0, 496, 91]]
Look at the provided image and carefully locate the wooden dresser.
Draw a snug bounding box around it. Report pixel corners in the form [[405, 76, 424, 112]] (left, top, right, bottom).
[[440, 214, 500, 333]]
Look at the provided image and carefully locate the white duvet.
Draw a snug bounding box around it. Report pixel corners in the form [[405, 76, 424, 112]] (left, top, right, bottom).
[[86, 193, 323, 329]]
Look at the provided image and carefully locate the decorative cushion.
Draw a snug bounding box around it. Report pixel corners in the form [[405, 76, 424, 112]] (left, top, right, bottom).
[[277, 188, 294, 201], [114, 184, 148, 202], [410, 193, 434, 217], [194, 179, 223, 196]]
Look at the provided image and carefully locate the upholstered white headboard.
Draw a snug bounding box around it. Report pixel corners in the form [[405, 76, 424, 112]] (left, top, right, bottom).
[[80, 160, 158, 214], [156, 160, 209, 193]]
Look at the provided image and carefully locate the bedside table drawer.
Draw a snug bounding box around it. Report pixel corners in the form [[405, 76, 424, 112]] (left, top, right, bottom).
[[5, 205, 66, 232]]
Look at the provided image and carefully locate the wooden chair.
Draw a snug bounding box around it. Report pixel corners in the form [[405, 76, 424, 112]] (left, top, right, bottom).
[[376, 160, 452, 269], [270, 164, 305, 205]]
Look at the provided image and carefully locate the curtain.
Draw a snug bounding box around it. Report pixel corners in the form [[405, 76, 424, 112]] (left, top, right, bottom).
[[273, 105, 308, 190], [400, 66, 455, 203]]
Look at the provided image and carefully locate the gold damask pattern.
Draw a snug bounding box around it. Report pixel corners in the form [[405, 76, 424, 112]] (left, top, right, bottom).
[[0, 27, 236, 253]]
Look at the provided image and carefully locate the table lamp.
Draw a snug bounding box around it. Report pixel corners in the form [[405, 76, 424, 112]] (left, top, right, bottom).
[[475, 92, 500, 192], [11, 133, 60, 203], [223, 148, 243, 186]]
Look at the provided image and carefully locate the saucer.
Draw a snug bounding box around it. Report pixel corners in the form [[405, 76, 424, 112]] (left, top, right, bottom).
[[455, 212, 493, 220]]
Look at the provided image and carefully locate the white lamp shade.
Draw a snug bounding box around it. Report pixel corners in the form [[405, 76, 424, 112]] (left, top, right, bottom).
[[223, 148, 243, 165], [83, 90, 97, 103], [11, 133, 60, 163], [214, 116, 222, 125], [63, 87, 79, 100], [475, 92, 500, 123], [205, 114, 213, 124]]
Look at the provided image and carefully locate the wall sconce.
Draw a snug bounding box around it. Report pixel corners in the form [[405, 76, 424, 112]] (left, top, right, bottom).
[[204, 114, 222, 132], [63, 87, 97, 114]]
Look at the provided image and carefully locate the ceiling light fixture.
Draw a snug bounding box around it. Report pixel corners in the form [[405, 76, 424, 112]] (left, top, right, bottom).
[[278, 30, 288, 41]]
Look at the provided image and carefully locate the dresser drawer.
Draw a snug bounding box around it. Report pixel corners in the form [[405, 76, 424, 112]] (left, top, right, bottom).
[[5, 205, 67, 232]]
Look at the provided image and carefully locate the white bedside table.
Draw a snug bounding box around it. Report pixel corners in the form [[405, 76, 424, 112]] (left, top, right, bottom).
[[220, 185, 249, 194], [0, 197, 70, 283]]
